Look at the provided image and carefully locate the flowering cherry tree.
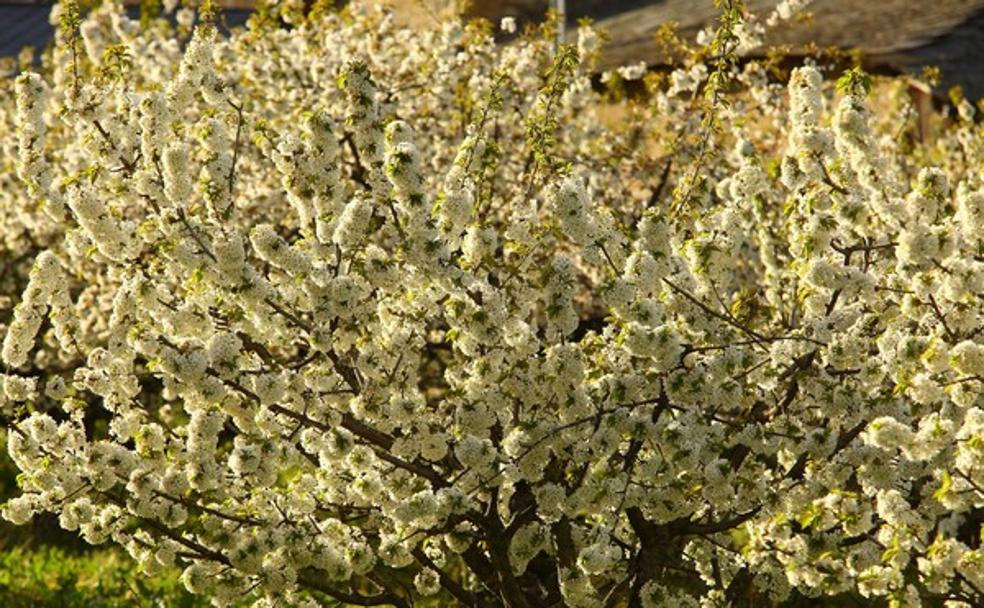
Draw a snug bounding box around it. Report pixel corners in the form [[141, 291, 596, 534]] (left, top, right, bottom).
[[1, 0, 983, 606]]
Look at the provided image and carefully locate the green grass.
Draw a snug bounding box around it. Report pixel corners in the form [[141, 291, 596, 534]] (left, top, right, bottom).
[[0, 546, 212, 608], [0, 432, 212, 607]]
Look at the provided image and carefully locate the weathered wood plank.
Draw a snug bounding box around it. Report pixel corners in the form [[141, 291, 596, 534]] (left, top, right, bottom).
[[469, 0, 984, 98], [590, 0, 984, 64], [592, 0, 984, 98]]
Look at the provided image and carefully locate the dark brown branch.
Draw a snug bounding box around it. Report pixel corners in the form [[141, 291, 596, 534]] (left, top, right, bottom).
[[299, 572, 410, 608], [226, 99, 245, 202], [646, 157, 673, 208], [412, 547, 477, 606]]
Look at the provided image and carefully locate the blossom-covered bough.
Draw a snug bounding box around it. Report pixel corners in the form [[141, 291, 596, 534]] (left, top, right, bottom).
[[1, 0, 983, 606]]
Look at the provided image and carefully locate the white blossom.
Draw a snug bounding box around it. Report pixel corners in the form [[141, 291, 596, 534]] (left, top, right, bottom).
[[0, 3, 982, 606]]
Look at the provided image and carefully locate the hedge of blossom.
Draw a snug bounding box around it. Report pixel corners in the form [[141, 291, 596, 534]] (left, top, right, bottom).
[[1, 0, 983, 606]]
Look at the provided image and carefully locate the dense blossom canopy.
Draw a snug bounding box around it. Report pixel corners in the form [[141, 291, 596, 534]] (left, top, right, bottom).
[[1, 0, 983, 606]]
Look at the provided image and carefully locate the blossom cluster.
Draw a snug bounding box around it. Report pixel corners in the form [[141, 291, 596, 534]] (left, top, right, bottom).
[[1, 1, 983, 607]]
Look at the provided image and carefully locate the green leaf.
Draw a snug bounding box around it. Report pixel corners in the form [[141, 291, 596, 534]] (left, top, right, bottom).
[[933, 470, 953, 503], [836, 67, 872, 97]]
